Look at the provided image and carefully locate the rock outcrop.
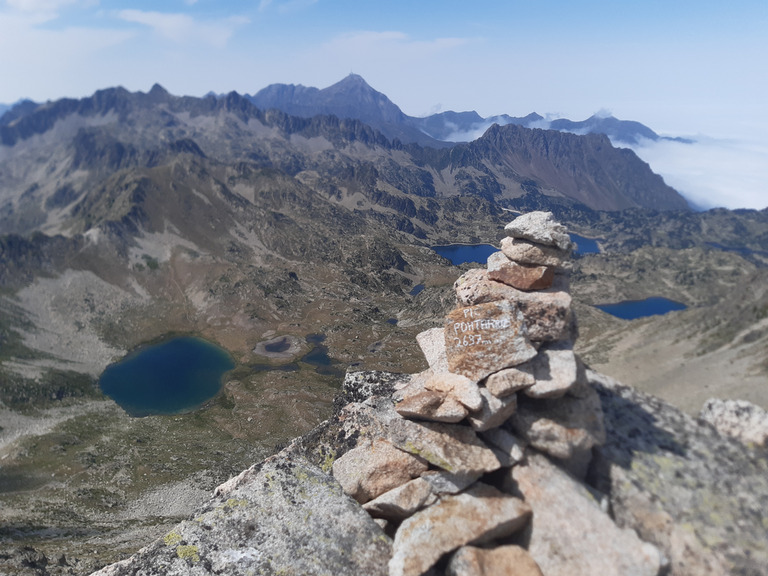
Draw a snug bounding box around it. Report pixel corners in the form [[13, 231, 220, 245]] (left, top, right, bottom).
[[92, 212, 768, 576]]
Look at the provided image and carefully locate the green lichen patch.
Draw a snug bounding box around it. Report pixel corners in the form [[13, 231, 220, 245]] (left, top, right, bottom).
[[163, 531, 183, 547], [176, 545, 200, 562]]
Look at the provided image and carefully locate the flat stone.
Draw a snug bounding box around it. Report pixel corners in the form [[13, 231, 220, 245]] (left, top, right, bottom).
[[424, 371, 483, 411], [510, 453, 661, 576], [484, 366, 535, 398], [396, 389, 469, 423], [447, 545, 544, 576], [454, 269, 573, 342], [487, 251, 555, 291], [389, 483, 532, 576], [444, 300, 537, 381], [93, 455, 392, 576], [479, 427, 526, 467], [524, 341, 582, 399], [332, 438, 428, 503], [500, 236, 570, 267], [503, 211, 574, 251], [468, 387, 518, 432], [341, 398, 502, 477], [363, 477, 437, 521], [416, 327, 449, 372], [420, 469, 482, 495], [509, 385, 606, 478]]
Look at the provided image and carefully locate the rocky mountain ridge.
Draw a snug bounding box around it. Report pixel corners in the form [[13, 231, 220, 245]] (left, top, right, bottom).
[[87, 213, 768, 576], [244, 74, 685, 146]]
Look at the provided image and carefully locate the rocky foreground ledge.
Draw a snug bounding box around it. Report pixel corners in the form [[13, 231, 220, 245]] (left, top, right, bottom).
[[93, 213, 768, 576]]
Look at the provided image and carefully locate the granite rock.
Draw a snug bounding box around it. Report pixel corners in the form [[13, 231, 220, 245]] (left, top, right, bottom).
[[447, 545, 544, 576], [332, 438, 428, 503], [91, 455, 392, 576], [389, 483, 532, 576], [416, 327, 449, 372], [444, 300, 537, 381], [524, 341, 583, 399], [424, 371, 484, 412], [362, 477, 437, 521], [500, 236, 570, 268], [484, 365, 535, 398], [503, 211, 574, 251], [487, 251, 555, 291], [479, 427, 527, 468], [467, 387, 519, 432], [511, 452, 662, 576], [454, 269, 573, 342], [699, 397, 768, 447]]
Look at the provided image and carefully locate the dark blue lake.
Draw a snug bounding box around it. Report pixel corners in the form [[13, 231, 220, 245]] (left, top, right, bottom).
[[570, 234, 602, 255], [99, 336, 234, 417], [432, 244, 497, 265], [595, 297, 687, 320]]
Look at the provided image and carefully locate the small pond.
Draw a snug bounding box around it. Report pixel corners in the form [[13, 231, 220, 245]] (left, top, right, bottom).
[[595, 297, 687, 320], [431, 244, 497, 265], [99, 336, 234, 417], [570, 233, 602, 255]]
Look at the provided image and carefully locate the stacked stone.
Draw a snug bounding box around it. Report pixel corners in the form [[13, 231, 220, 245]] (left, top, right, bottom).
[[329, 212, 660, 576]]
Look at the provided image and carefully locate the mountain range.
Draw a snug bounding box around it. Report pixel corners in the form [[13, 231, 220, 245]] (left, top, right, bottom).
[[1, 76, 766, 574]]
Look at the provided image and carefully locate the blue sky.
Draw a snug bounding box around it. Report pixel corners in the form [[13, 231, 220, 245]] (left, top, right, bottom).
[[1, 0, 767, 209]]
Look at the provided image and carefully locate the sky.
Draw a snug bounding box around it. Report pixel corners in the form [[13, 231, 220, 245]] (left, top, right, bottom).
[[1, 0, 766, 210]]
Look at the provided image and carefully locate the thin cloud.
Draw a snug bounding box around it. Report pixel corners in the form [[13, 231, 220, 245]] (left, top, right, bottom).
[[118, 9, 249, 48]]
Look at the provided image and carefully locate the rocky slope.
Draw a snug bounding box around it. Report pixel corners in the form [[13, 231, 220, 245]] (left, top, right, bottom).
[[84, 213, 768, 576]]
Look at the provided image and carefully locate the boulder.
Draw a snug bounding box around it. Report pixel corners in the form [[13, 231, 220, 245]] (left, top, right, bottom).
[[389, 483, 532, 576], [332, 438, 428, 503], [454, 269, 573, 342], [487, 251, 555, 291], [444, 300, 537, 381], [699, 397, 768, 447], [91, 455, 392, 576], [503, 211, 574, 251], [510, 453, 662, 576], [447, 545, 544, 576], [500, 236, 570, 268]]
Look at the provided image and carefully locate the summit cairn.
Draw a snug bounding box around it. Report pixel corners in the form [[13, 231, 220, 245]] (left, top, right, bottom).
[[329, 211, 659, 576]]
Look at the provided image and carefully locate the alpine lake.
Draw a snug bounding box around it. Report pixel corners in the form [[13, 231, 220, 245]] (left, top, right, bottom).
[[431, 235, 687, 320]]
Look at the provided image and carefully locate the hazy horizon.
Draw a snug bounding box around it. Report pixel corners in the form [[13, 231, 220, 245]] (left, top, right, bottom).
[[1, 0, 766, 210]]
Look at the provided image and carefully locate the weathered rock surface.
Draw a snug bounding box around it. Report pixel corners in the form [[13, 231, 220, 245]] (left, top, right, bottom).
[[91, 454, 392, 576], [487, 251, 555, 291], [395, 388, 469, 423], [332, 438, 428, 503], [509, 384, 605, 477], [363, 477, 437, 521], [467, 387, 518, 432], [500, 236, 570, 268], [589, 369, 768, 576], [524, 341, 582, 399], [503, 211, 574, 251], [339, 398, 502, 476], [454, 268, 573, 342], [480, 427, 526, 467], [389, 483, 532, 576], [416, 327, 450, 372], [511, 452, 662, 576], [424, 371, 483, 411], [699, 397, 768, 447], [447, 545, 544, 576], [484, 365, 535, 398], [444, 300, 537, 380]]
